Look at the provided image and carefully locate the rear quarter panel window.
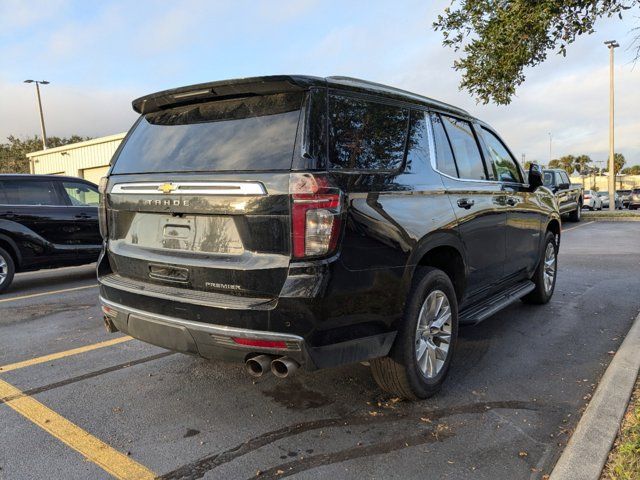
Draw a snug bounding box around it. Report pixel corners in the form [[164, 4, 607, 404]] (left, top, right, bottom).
[[111, 92, 303, 174], [404, 110, 432, 173], [328, 94, 409, 171]]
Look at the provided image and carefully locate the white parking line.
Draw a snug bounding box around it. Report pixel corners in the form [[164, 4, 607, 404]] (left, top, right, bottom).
[[563, 221, 594, 232], [0, 284, 98, 304]]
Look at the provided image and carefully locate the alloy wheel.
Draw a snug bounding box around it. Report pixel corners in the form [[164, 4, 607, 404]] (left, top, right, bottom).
[[543, 242, 556, 294], [0, 255, 6, 285], [415, 290, 452, 378]]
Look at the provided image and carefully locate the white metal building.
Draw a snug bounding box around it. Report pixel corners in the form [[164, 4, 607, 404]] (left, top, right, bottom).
[[26, 133, 126, 185]]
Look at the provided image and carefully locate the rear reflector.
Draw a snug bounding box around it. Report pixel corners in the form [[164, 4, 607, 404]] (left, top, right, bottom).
[[232, 337, 287, 349]]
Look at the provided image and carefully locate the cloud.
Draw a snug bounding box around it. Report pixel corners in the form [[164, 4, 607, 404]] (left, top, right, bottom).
[[0, 80, 138, 140], [1, 0, 638, 165]]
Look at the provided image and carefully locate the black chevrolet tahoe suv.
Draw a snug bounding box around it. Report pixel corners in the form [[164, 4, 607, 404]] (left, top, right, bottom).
[[98, 75, 561, 399], [0, 174, 102, 293]]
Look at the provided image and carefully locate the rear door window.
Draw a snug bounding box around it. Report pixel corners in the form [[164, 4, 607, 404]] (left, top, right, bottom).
[[480, 128, 522, 183], [430, 113, 458, 177], [0, 179, 61, 206], [328, 94, 409, 171], [440, 115, 487, 180], [111, 92, 303, 174]]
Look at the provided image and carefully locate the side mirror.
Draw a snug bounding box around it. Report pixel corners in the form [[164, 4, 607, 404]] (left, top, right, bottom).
[[558, 183, 570, 190], [528, 164, 543, 191]]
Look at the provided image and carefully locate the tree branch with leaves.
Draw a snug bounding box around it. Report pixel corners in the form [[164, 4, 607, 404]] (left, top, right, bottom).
[[434, 0, 639, 105]]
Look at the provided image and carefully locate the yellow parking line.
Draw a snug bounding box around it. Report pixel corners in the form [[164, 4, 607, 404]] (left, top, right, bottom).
[[0, 337, 132, 373], [0, 284, 98, 304], [0, 378, 155, 479]]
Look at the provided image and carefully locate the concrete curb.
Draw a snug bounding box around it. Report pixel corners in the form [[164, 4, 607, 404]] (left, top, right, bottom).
[[581, 216, 640, 222], [582, 212, 640, 222], [550, 310, 640, 480]]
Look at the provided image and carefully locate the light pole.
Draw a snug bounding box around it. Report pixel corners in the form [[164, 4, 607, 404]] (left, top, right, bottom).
[[548, 132, 552, 165], [24, 79, 50, 150], [604, 40, 619, 212]]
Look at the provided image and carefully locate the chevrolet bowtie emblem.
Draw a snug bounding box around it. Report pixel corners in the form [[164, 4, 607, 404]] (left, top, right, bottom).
[[158, 183, 177, 194]]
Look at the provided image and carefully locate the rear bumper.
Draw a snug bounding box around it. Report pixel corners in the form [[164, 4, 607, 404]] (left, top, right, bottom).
[[100, 296, 310, 365], [99, 295, 396, 370]]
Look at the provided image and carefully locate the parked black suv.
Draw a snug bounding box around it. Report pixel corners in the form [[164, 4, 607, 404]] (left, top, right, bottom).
[[0, 174, 102, 292], [98, 76, 561, 399]]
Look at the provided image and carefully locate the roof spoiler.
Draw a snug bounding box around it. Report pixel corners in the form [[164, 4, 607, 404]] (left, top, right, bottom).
[[132, 75, 316, 115]]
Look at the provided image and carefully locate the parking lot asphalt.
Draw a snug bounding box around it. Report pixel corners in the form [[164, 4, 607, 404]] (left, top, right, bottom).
[[1, 221, 639, 480]]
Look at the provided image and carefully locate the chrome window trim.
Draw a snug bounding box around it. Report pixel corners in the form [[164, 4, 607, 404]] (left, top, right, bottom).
[[110, 181, 267, 196], [426, 112, 504, 186]]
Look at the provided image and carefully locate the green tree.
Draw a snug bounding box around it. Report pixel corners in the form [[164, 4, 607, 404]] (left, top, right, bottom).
[[603, 153, 627, 174], [434, 1, 640, 104], [573, 154, 592, 174], [548, 155, 576, 174], [621, 165, 640, 174], [614, 152, 626, 175], [0, 135, 91, 173]]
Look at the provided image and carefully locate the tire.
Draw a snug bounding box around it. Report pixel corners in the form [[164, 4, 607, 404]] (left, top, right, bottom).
[[0, 246, 15, 294], [568, 204, 581, 222], [371, 267, 458, 400], [522, 231, 557, 305]]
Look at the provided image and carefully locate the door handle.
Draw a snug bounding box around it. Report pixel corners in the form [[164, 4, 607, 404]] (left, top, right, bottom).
[[74, 213, 91, 219], [457, 198, 475, 209], [4, 211, 15, 219]]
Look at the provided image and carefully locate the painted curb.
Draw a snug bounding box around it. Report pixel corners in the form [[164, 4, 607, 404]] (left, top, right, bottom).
[[550, 310, 640, 480]]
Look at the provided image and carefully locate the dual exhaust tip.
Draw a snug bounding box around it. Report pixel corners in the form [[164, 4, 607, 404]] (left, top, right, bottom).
[[245, 354, 299, 378]]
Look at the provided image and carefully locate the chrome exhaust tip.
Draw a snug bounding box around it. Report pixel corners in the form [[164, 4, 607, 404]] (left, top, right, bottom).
[[103, 316, 118, 333], [271, 357, 300, 378], [245, 355, 273, 378]]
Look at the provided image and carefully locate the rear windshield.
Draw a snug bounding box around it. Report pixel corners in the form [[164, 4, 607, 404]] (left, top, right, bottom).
[[112, 92, 303, 174]]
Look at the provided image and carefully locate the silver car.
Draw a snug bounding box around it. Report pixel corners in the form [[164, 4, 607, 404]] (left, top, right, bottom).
[[596, 191, 623, 209], [582, 190, 602, 210]]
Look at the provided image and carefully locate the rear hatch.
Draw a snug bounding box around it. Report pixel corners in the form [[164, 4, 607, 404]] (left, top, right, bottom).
[[102, 91, 304, 303]]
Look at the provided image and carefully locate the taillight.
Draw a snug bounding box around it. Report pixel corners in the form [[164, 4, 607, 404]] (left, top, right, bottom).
[[584, 194, 591, 199], [290, 173, 342, 258], [98, 177, 109, 239]]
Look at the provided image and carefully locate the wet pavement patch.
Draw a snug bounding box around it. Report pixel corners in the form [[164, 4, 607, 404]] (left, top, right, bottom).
[[262, 380, 332, 410]]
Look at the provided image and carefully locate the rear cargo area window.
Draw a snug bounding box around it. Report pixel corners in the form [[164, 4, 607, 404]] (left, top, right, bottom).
[[111, 93, 303, 173], [328, 94, 409, 171]]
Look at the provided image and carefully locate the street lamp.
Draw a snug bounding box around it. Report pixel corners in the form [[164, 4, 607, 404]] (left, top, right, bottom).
[[24, 79, 50, 150], [604, 40, 619, 212]]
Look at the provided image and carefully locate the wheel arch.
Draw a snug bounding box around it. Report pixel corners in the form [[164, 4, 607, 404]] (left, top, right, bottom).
[[404, 230, 467, 305], [0, 232, 21, 269]]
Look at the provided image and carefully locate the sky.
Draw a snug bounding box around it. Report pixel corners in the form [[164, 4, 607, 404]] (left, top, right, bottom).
[[1, 0, 639, 166]]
